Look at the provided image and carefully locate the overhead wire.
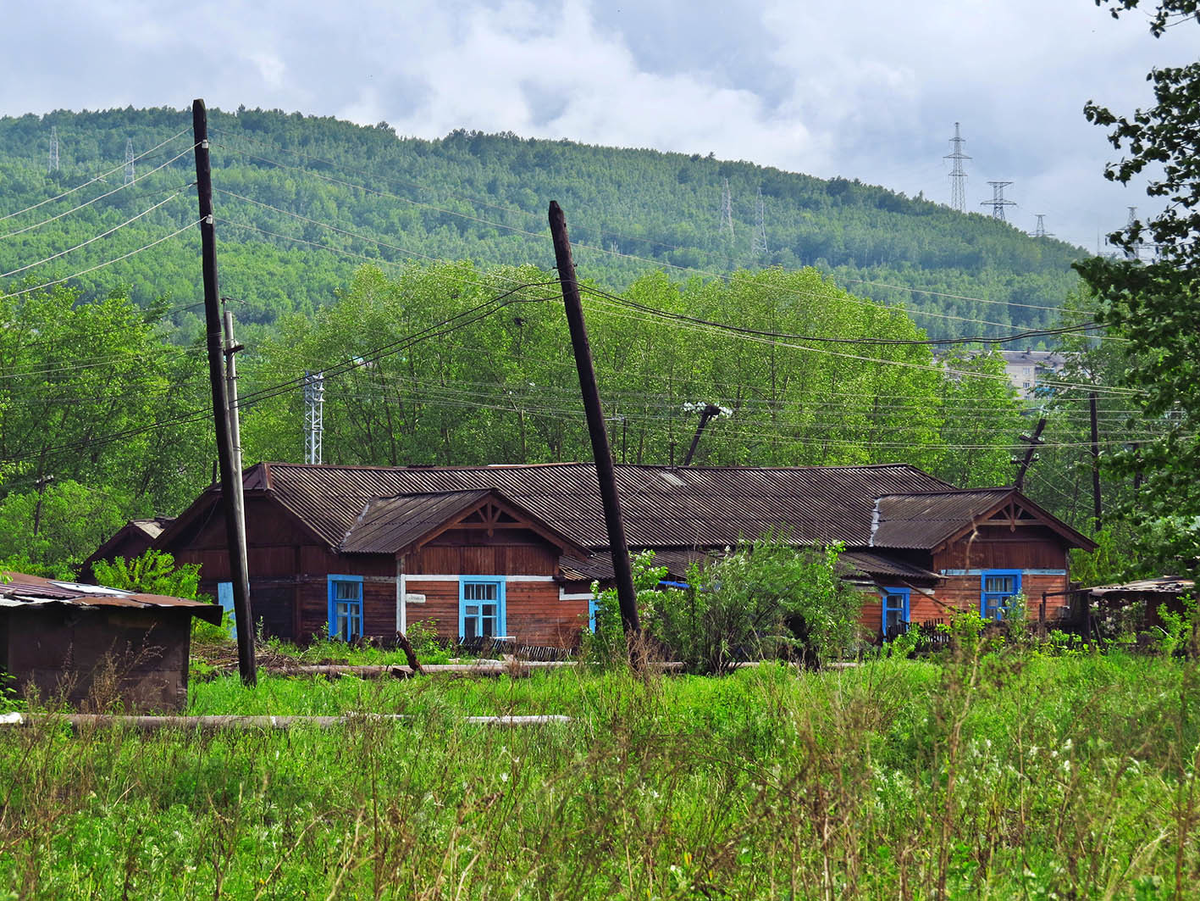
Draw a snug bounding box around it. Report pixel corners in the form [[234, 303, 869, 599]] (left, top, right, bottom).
[[0, 128, 192, 223], [575, 289, 1146, 397], [1, 219, 201, 300], [0, 145, 198, 241], [0, 188, 193, 279]]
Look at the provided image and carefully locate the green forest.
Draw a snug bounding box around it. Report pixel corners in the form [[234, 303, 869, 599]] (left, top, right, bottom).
[[0, 107, 1145, 574], [0, 106, 1083, 341]]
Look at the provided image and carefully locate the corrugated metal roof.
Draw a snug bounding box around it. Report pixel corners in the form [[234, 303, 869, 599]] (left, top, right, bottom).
[[253, 461, 952, 552], [0, 572, 223, 623], [839, 551, 941, 582], [870, 489, 1014, 550], [1090, 577, 1195, 596], [340, 490, 491, 554], [560, 548, 718, 583], [564, 548, 938, 586]]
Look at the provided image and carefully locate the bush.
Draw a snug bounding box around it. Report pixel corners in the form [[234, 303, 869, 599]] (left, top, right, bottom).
[[651, 534, 860, 674]]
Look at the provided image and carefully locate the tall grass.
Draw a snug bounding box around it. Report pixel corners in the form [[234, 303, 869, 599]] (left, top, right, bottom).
[[1, 650, 1197, 898]]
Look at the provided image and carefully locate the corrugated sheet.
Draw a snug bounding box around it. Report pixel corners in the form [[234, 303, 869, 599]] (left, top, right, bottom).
[[340, 490, 491, 554], [839, 550, 941, 582], [0, 572, 223, 623], [565, 549, 937, 585], [870, 489, 1013, 550], [1090, 577, 1195, 596], [256, 461, 952, 552], [560, 548, 718, 583]]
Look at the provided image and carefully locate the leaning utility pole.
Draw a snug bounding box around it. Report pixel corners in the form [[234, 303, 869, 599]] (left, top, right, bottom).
[[193, 99, 256, 685], [548, 201, 639, 639], [1089, 392, 1103, 532], [1012, 416, 1046, 491]]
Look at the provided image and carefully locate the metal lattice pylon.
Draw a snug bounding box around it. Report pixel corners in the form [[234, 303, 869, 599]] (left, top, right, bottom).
[[719, 178, 734, 240], [48, 126, 59, 173], [751, 187, 768, 256], [124, 138, 135, 185], [981, 181, 1015, 221], [944, 122, 970, 212], [303, 371, 325, 465]]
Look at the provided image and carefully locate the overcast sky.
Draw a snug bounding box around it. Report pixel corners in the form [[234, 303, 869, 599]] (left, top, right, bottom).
[[5, 1, 1195, 252]]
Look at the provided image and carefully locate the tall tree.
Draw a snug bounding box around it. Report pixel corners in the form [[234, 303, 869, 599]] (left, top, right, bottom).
[[1076, 0, 1200, 576]]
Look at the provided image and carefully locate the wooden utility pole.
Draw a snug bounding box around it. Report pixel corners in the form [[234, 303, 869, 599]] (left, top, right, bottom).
[[222, 300, 249, 616], [683, 403, 723, 466], [193, 99, 256, 685], [1012, 416, 1046, 491], [32, 474, 54, 538], [1089, 391, 1103, 533], [548, 201, 639, 638]]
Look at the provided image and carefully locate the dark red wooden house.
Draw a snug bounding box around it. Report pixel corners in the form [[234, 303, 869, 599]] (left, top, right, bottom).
[[94, 462, 1095, 647]]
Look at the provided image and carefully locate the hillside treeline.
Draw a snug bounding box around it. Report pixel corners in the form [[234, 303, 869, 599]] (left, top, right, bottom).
[[0, 107, 1081, 341]]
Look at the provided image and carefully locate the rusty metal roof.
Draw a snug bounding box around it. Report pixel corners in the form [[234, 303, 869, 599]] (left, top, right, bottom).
[[840, 551, 941, 582], [869, 489, 1015, 550], [564, 548, 938, 586], [1090, 577, 1195, 596], [0, 572, 223, 623], [340, 490, 491, 554], [247, 461, 952, 552]]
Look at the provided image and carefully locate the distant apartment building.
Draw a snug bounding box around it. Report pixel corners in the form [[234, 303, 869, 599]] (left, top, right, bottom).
[[934, 349, 1070, 399], [999, 350, 1067, 398]]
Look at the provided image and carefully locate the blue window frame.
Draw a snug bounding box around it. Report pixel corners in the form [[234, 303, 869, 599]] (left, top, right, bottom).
[[217, 581, 237, 640], [881, 587, 910, 636], [460, 578, 505, 640], [981, 570, 1022, 620], [327, 575, 364, 640]]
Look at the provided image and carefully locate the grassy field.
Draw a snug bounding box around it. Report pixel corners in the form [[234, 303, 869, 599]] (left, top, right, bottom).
[[2, 647, 1198, 899]]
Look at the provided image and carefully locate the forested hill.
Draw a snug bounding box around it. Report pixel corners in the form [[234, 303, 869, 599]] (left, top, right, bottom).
[[0, 106, 1083, 339]]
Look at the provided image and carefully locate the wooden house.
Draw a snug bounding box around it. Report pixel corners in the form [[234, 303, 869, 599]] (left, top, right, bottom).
[[0, 572, 222, 711], [97, 462, 1095, 648]]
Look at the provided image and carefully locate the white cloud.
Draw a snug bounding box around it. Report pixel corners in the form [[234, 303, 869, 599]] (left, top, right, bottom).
[[1, 0, 1192, 249]]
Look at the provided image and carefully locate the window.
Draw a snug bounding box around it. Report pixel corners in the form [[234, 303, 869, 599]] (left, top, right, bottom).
[[460, 578, 505, 640], [327, 575, 364, 640], [981, 570, 1022, 620], [588, 597, 600, 633], [881, 588, 910, 636]]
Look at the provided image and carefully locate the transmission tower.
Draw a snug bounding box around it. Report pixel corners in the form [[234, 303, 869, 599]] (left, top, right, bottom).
[[303, 371, 325, 465], [1031, 214, 1053, 238], [48, 126, 59, 173], [981, 181, 1015, 221], [719, 178, 735, 240], [1123, 206, 1141, 260], [751, 187, 768, 256], [944, 122, 970, 212], [124, 138, 135, 185]]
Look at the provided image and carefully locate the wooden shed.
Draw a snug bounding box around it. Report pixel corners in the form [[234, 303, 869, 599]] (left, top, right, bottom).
[[0, 572, 222, 711], [99, 462, 1095, 648]]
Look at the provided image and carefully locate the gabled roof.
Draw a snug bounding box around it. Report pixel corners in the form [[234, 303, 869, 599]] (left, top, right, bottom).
[[226, 461, 953, 551], [339, 488, 590, 558], [870, 488, 1096, 552]]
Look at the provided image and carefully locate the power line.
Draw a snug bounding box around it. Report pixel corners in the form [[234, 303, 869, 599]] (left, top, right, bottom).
[[579, 284, 1104, 347], [0, 146, 197, 241], [576, 290, 1146, 396], [2, 219, 201, 300], [0, 188, 192, 280], [2, 128, 191, 223]]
